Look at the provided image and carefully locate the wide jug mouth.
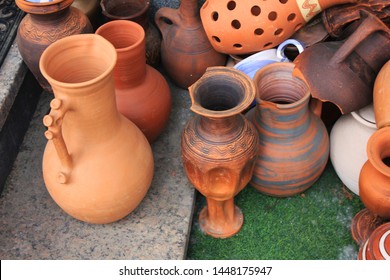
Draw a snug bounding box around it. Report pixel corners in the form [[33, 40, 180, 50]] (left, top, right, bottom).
[[39, 34, 117, 89], [367, 126, 390, 178]]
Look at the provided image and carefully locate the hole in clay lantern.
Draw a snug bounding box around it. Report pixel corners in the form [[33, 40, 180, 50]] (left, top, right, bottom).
[[274, 28, 283, 36], [233, 43, 242, 49], [287, 13, 296, 22], [212, 11, 219, 21], [268, 12, 277, 21], [294, 23, 303, 31], [232, 20, 241, 29], [279, 0, 288, 4], [251, 6, 261, 16], [212, 36, 221, 43], [264, 42, 273, 48], [227, 1, 236, 10], [254, 28, 264, 36]]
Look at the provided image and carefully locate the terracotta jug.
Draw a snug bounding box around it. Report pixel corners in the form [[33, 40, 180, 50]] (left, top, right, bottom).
[[155, 0, 227, 89], [373, 60, 390, 129], [293, 11, 390, 114], [181, 67, 258, 238], [96, 20, 171, 143], [200, 0, 355, 55], [16, 0, 93, 93], [246, 62, 329, 197], [72, 0, 101, 29], [100, 0, 161, 66], [358, 222, 390, 260], [40, 34, 154, 224]]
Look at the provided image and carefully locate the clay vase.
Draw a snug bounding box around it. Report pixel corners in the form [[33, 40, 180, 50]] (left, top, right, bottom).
[[39, 34, 154, 224], [199, 0, 354, 55], [373, 60, 390, 129], [246, 62, 329, 197], [293, 11, 390, 115], [100, 0, 161, 66], [72, 0, 101, 29], [358, 222, 390, 260], [16, 0, 93, 93], [155, 0, 227, 89], [330, 104, 377, 196], [181, 67, 258, 238], [96, 20, 171, 143]]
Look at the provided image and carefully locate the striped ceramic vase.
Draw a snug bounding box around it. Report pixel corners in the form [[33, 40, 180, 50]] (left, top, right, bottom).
[[246, 62, 329, 197], [358, 222, 390, 260]]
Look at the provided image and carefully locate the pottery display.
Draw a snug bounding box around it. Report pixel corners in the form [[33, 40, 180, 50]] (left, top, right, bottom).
[[294, 11, 390, 115], [96, 20, 171, 143], [358, 222, 390, 260], [330, 104, 376, 196], [72, 0, 101, 29], [100, 0, 161, 66], [16, 0, 93, 93], [181, 67, 258, 238], [246, 62, 329, 197], [373, 60, 390, 129], [155, 0, 227, 89], [199, 0, 354, 55], [40, 34, 154, 224]]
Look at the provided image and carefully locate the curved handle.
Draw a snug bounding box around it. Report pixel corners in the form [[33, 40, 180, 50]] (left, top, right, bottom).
[[309, 97, 323, 118], [276, 39, 305, 61], [154, 7, 181, 38], [43, 98, 72, 184]]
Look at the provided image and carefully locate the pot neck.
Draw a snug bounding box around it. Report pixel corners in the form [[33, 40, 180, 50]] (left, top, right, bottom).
[[30, 7, 70, 22], [179, 0, 200, 21], [197, 115, 243, 140]]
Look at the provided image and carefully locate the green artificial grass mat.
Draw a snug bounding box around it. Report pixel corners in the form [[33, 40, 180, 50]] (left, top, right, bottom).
[[186, 163, 365, 260]]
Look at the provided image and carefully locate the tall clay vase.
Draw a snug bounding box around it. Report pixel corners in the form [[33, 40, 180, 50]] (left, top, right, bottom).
[[181, 67, 258, 238], [155, 0, 227, 89], [200, 0, 355, 55], [96, 20, 171, 143], [16, 0, 93, 93], [100, 0, 161, 66], [246, 62, 329, 197], [373, 60, 390, 129], [39, 34, 154, 224], [294, 11, 390, 115]]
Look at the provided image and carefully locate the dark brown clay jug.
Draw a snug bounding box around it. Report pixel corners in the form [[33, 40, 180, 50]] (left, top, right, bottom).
[[96, 20, 171, 143], [155, 0, 227, 89], [181, 67, 258, 238], [16, 0, 93, 93], [294, 11, 390, 114], [100, 0, 161, 66]]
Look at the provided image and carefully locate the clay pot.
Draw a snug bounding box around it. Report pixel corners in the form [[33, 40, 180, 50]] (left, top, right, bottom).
[[16, 0, 93, 93], [373, 60, 390, 129], [155, 0, 227, 89], [72, 0, 101, 29], [39, 34, 154, 224], [330, 104, 377, 196], [359, 127, 390, 220], [246, 62, 329, 197], [293, 11, 390, 114], [100, 0, 161, 66], [199, 0, 354, 55], [358, 222, 390, 260], [181, 67, 258, 238], [96, 20, 171, 143]]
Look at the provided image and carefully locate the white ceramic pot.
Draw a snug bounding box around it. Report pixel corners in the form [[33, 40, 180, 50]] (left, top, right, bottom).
[[330, 104, 377, 195]]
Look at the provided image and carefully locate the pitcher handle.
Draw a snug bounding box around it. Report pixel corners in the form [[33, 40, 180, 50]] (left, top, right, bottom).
[[43, 98, 72, 184], [155, 8, 180, 39]]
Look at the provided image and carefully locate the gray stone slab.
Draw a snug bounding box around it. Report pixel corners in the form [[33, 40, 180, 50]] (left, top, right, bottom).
[[0, 76, 196, 259]]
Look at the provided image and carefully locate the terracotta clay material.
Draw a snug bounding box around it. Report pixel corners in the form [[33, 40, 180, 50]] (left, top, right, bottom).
[[351, 208, 385, 246], [72, 0, 101, 29], [96, 20, 172, 143], [155, 0, 227, 89], [293, 11, 390, 115], [247, 62, 329, 197], [40, 34, 154, 224], [181, 67, 258, 238], [373, 60, 390, 129], [16, 0, 93, 93], [200, 0, 355, 55], [358, 222, 390, 260]]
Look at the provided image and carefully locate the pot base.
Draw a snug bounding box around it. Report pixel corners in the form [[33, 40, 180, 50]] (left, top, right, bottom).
[[351, 208, 385, 246]]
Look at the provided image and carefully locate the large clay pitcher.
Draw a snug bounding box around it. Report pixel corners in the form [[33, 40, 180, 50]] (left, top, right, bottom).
[[39, 34, 154, 224], [155, 0, 227, 89], [200, 0, 355, 55], [247, 62, 329, 197], [96, 20, 171, 143], [181, 67, 258, 238], [16, 0, 93, 93]]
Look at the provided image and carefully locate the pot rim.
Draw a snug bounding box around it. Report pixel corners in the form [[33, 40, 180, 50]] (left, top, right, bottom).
[[367, 126, 390, 177], [15, 0, 73, 14], [100, 0, 150, 21]]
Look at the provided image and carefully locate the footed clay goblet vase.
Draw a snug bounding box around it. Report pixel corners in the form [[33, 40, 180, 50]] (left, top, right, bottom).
[[40, 34, 154, 224], [246, 62, 329, 197], [16, 0, 93, 93], [96, 20, 171, 143], [181, 67, 258, 238]]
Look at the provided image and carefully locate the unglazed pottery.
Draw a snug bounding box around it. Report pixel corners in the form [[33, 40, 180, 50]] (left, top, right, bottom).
[[200, 0, 354, 54], [358, 222, 390, 260], [39, 34, 154, 224], [72, 0, 100, 28], [330, 104, 376, 196], [96, 20, 171, 143], [351, 208, 384, 246], [100, 0, 161, 66], [155, 0, 227, 89], [247, 62, 329, 197], [373, 60, 390, 129], [16, 0, 93, 92], [181, 67, 258, 238], [294, 11, 390, 114]]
